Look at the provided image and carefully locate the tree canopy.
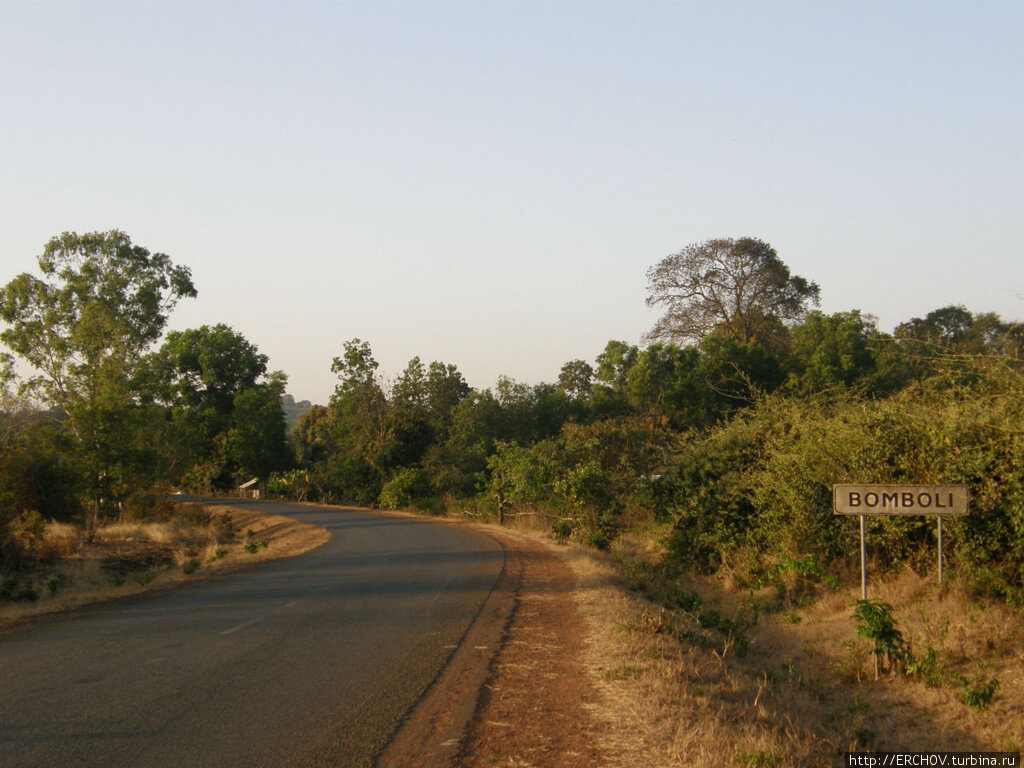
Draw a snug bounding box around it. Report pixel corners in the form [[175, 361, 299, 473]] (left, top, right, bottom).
[[0, 231, 196, 434], [645, 237, 819, 348], [0, 231, 197, 514]]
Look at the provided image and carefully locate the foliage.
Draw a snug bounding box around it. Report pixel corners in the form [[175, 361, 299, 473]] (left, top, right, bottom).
[[485, 441, 557, 509], [853, 599, 910, 674], [955, 672, 1001, 710], [896, 305, 1023, 358], [379, 467, 431, 510], [552, 460, 621, 549], [229, 370, 291, 483], [244, 532, 269, 554], [267, 469, 317, 503], [0, 231, 196, 515], [557, 359, 594, 403], [786, 310, 880, 395], [139, 323, 268, 416], [662, 354, 1024, 603]]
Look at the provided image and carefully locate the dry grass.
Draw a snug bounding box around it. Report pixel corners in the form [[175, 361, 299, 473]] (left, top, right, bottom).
[[521, 529, 1024, 767], [0, 503, 330, 627]]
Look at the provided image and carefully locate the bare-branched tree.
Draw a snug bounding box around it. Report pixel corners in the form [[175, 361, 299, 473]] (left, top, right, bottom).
[[645, 237, 819, 348]]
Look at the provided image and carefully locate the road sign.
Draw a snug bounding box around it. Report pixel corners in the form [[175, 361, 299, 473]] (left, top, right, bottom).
[[833, 484, 969, 516], [833, 483, 970, 595]]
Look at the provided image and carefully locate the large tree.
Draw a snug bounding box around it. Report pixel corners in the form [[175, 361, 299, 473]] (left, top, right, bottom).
[[645, 237, 819, 348], [894, 305, 1023, 358], [137, 324, 289, 488], [325, 339, 393, 503], [0, 231, 196, 512], [0, 232, 196, 429]]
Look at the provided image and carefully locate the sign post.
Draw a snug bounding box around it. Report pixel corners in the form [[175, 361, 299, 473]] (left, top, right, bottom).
[[859, 514, 866, 600], [833, 484, 969, 594]]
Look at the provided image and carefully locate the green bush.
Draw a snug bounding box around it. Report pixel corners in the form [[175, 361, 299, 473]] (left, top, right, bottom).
[[552, 461, 620, 549], [853, 598, 909, 674], [44, 574, 61, 595], [956, 672, 1001, 710], [378, 467, 431, 510], [244, 539, 268, 554]]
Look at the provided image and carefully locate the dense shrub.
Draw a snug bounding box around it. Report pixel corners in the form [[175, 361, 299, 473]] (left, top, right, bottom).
[[663, 356, 1024, 603], [378, 467, 431, 510], [552, 460, 621, 549]]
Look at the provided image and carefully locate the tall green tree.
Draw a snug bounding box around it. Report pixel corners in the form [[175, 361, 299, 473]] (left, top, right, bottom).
[[557, 359, 595, 403], [229, 370, 291, 481], [424, 361, 471, 437], [137, 324, 289, 488], [896, 305, 1022, 357], [326, 339, 393, 503], [592, 340, 639, 417], [0, 231, 196, 512], [140, 324, 268, 418]]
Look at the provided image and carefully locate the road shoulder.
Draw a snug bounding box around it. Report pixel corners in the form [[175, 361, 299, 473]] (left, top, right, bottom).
[[379, 525, 614, 768]]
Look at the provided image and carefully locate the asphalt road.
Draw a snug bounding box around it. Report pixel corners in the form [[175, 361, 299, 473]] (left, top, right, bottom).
[[0, 502, 505, 768]]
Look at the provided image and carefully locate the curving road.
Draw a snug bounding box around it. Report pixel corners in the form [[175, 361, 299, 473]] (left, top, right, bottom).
[[0, 502, 505, 768]]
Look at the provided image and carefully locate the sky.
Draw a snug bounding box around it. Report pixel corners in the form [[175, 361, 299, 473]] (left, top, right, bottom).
[[2, 1, 1022, 404]]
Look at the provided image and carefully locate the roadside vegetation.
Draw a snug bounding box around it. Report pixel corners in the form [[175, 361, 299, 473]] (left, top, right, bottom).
[[0, 502, 328, 626], [562, 527, 1024, 766], [2, 231, 1022, 752]]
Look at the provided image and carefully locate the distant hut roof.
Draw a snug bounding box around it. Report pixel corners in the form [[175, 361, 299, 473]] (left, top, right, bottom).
[[238, 477, 260, 490]]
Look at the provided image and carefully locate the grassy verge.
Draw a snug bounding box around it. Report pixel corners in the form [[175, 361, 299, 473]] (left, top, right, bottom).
[[0, 502, 330, 627], [515, 524, 1024, 766]]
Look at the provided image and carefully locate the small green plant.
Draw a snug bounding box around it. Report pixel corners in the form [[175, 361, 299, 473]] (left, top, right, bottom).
[[956, 671, 1000, 710], [244, 539, 268, 554], [853, 598, 909, 674], [846, 696, 870, 716], [182, 558, 201, 575], [903, 644, 943, 687], [18, 584, 39, 601], [602, 665, 640, 681], [209, 548, 228, 562], [44, 574, 61, 596]]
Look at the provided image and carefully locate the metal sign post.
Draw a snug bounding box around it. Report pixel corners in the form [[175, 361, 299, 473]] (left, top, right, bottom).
[[833, 484, 969, 596], [860, 514, 867, 600]]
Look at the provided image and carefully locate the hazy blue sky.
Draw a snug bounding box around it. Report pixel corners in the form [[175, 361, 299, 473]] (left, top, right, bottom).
[[2, 1, 1021, 403]]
